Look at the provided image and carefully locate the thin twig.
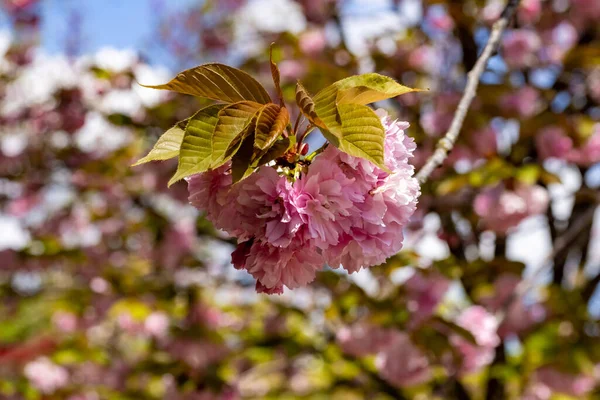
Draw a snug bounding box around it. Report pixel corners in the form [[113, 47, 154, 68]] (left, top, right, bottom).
[[415, 0, 521, 184]]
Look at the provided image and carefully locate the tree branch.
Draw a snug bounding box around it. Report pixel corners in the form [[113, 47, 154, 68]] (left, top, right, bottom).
[[415, 0, 521, 184], [503, 204, 597, 309]]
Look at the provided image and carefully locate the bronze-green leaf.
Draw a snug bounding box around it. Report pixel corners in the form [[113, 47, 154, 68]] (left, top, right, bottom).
[[222, 111, 258, 164], [141, 63, 272, 104], [211, 101, 263, 168], [254, 104, 289, 150], [167, 105, 224, 186], [295, 81, 325, 129], [270, 44, 284, 106], [132, 119, 188, 166], [255, 136, 293, 167], [231, 133, 257, 184]]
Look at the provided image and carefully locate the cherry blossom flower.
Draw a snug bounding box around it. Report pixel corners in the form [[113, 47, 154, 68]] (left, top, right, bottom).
[[474, 183, 549, 234], [375, 331, 432, 387], [502, 29, 541, 68], [451, 306, 500, 374], [187, 111, 419, 293], [24, 357, 69, 394]]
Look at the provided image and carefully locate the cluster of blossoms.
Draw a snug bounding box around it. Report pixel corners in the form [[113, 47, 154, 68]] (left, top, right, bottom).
[[336, 304, 501, 388], [188, 110, 420, 294], [23, 357, 69, 394], [336, 324, 431, 388], [450, 306, 500, 374], [537, 124, 600, 166], [474, 183, 549, 234]]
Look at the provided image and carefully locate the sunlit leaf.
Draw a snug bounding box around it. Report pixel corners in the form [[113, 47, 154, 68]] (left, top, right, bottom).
[[330, 73, 423, 105], [133, 119, 187, 166], [222, 110, 258, 164], [254, 104, 289, 150], [167, 105, 223, 186], [318, 103, 387, 171], [141, 63, 272, 104], [210, 101, 263, 168], [307, 73, 421, 168]]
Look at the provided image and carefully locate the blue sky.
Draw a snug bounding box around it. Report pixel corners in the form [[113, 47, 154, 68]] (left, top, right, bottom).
[[1, 0, 198, 64]]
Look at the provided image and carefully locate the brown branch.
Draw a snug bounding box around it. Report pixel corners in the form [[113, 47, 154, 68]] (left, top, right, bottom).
[[415, 0, 521, 184], [501, 204, 597, 312]]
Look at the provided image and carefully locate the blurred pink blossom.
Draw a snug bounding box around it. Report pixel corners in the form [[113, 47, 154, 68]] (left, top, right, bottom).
[[536, 126, 573, 160], [375, 331, 432, 387], [471, 125, 498, 158], [571, 0, 600, 20], [52, 311, 77, 333], [336, 323, 394, 357], [500, 86, 542, 118], [534, 367, 596, 397], [451, 306, 500, 374], [24, 357, 69, 394], [474, 183, 549, 234], [144, 311, 170, 339], [499, 301, 545, 338], [408, 46, 439, 74], [566, 124, 600, 166], [518, 0, 542, 23], [426, 8, 454, 33], [299, 29, 327, 55], [277, 60, 306, 82], [502, 30, 541, 68], [405, 271, 450, 327], [544, 22, 578, 63]]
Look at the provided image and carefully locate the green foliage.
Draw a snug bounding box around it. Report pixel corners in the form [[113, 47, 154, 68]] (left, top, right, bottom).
[[132, 119, 187, 166], [311, 73, 421, 170], [135, 60, 420, 183], [167, 105, 224, 185], [253, 104, 289, 151], [141, 63, 272, 104]]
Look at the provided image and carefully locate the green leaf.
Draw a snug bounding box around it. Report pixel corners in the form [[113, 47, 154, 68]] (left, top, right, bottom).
[[222, 110, 258, 164], [133, 119, 187, 166], [254, 136, 293, 166], [270, 44, 284, 106], [309, 73, 420, 169], [324, 103, 388, 171], [167, 105, 224, 186], [316, 72, 423, 105], [210, 101, 263, 168], [231, 133, 257, 184], [140, 63, 272, 104], [254, 104, 289, 150], [295, 81, 325, 129]]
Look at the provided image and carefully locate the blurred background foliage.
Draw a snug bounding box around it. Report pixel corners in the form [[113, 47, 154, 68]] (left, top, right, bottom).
[[0, 0, 599, 399]]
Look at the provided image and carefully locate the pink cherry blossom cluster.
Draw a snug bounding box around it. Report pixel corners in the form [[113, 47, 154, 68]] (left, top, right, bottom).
[[335, 305, 501, 386], [337, 324, 431, 388], [187, 110, 420, 294], [24, 357, 69, 394], [450, 306, 500, 374], [536, 124, 600, 166], [474, 183, 550, 234]]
